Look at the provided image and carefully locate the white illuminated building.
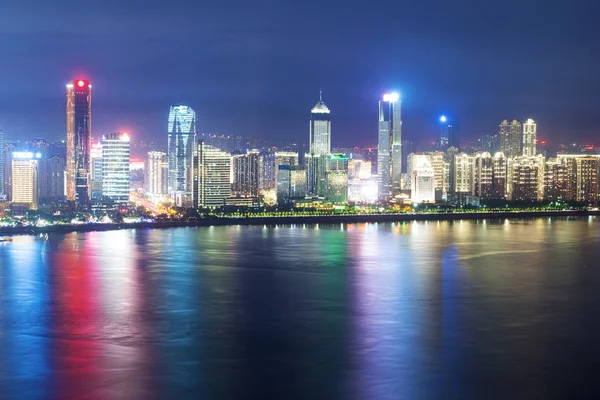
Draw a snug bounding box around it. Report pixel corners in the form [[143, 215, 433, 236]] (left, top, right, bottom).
[[11, 151, 40, 210], [101, 132, 131, 204], [409, 154, 435, 203], [145, 151, 168, 196], [522, 118, 537, 156]]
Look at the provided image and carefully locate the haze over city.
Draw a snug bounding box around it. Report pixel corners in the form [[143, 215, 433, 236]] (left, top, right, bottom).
[[1, 0, 598, 147]]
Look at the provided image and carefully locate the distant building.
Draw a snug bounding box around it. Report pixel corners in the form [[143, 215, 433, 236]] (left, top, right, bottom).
[[348, 159, 372, 180], [101, 133, 130, 204], [401, 139, 413, 174], [66, 79, 92, 206], [259, 151, 276, 190], [440, 116, 460, 150], [145, 151, 168, 196], [491, 152, 508, 199], [11, 151, 40, 210], [474, 152, 493, 198], [377, 93, 402, 201], [522, 119, 537, 156], [31, 139, 49, 203], [232, 150, 260, 197], [167, 105, 197, 204], [193, 143, 231, 208], [499, 120, 522, 159], [47, 155, 65, 203]]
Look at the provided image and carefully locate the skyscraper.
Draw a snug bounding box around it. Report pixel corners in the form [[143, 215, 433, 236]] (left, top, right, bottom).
[[101, 133, 130, 204], [377, 93, 402, 201], [167, 105, 197, 203], [522, 118, 537, 156], [307, 91, 331, 198], [47, 155, 65, 203], [11, 151, 40, 210], [66, 79, 92, 206], [454, 153, 475, 194], [145, 151, 169, 196], [409, 154, 436, 203], [499, 119, 522, 159], [440, 116, 460, 150]]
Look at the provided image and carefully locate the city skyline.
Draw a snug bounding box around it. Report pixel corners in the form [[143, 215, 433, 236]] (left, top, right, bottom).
[[1, 1, 598, 147]]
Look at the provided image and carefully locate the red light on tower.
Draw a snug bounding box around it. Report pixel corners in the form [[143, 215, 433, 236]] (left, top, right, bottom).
[[77, 80, 85, 88]]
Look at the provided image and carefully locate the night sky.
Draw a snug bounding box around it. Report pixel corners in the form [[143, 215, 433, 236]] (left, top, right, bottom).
[[0, 0, 598, 149]]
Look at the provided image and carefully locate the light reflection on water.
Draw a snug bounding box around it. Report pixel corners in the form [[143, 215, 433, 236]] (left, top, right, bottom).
[[0, 217, 599, 399]]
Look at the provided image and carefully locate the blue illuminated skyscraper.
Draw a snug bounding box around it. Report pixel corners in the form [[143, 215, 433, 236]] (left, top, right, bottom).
[[167, 105, 197, 204]]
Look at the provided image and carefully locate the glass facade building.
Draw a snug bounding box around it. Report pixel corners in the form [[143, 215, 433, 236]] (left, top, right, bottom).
[[11, 151, 40, 210], [101, 133, 130, 204], [193, 143, 231, 208], [145, 151, 168, 196], [66, 79, 92, 206], [167, 105, 197, 201], [377, 93, 402, 201]]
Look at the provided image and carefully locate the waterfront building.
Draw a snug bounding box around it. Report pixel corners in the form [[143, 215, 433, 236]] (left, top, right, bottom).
[[66, 79, 92, 205], [348, 178, 378, 203], [232, 150, 260, 197], [377, 93, 402, 201], [90, 142, 103, 201], [499, 119, 522, 159], [409, 154, 435, 203], [508, 155, 545, 201], [101, 133, 130, 204], [193, 143, 231, 208], [454, 153, 475, 194], [522, 119, 537, 156], [11, 151, 40, 210], [167, 105, 197, 204], [145, 151, 168, 196], [326, 170, 349, 204], [544, 158, 568, 201], [474, 152, 493, 198], [306, 91, 331, 197], [491, 152, 508, 199], [348, 159, 372, 180], [259, 151, 276, 190], [0, 129, 3, 199]]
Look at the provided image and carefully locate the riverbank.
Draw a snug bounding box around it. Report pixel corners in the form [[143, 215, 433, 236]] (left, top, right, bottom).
[[0, 210, 598, 236]]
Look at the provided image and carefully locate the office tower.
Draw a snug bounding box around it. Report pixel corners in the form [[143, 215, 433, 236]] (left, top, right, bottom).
[[454, 153, 475, 194], [427, 152, 449, 201], [474, 152, 493, 198], [11, 151, 40, 210], [409, 154, 435, 203], [377, 93, 402, 201], [101, 133, 130, 204], [66, 79, 92, 205], [522, 119, 537, 156], [3, 143, 16, 199], [508, 155, 545, 201], [329, 153, 349, 171], [0, 129, 3, 198], [290, 166, 307, 199], [274, 151, 299, 189], [232, 150, 260, 197], [47, 155, 65, 203], [193, 143, 231, 208], [401, 139, 413, 173], [499, 120, 522, 159], [310, 90, 331, 155], [90, 142, 103, 201], [306, 92, 331, 197], [440, 116, 460, 150], [277, 165, 307, 205], [167, 105, 197, 202], [259, 151, 276, 190], [145, 151, 168, 196], [348, 178, 378, 203]]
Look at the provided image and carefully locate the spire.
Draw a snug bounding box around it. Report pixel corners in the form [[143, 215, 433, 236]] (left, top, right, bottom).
[[319, 88, 323, 102]]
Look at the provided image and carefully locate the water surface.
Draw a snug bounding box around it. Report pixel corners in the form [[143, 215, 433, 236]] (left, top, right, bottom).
[[1, 218, 600, 399]]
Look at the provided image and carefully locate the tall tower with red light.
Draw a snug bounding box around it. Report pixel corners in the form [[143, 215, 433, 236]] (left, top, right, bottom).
[[66, 79, 92, 205]]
